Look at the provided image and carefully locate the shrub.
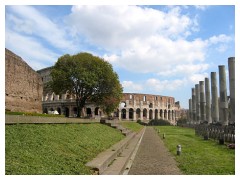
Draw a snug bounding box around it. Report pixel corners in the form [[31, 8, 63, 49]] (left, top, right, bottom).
[[149, 119, 171, 126], [176, 118, 187, 126]]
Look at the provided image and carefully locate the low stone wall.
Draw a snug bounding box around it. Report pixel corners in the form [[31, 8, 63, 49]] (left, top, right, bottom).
[[5, 115, 100, 124]]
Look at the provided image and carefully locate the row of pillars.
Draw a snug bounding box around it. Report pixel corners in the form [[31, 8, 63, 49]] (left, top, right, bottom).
[[119, 108, 177, 123], [188, 57, 235, 125]]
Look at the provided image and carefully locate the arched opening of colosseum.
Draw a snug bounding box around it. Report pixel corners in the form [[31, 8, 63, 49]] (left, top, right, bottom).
[[87, 108, 92, 117], [51, 93, 55, 101], [164, 110, 167, 119], [149, 103, 153, 108], [155, 109, 158, 119], [65, 107, 69, 117], [121, 102, 126, 108], [160, 109, 163, 119], [129, 108, 134, 119], [95, 107, 99, 115], [66, 94, 71, 99], [66, 91, 71, 100], [57, 107, 61, 115], [172, 110, 174, 120], [149, 109, 153, 120], [59, 94, 62, 100], [143, 108, 147, 119], [50, 107, 54, 111], [168, 110, 171, 120], [136, 108, 141, 119], [43, 108, 48, 114], [121, 109, 126, 119], [73, 107, 78, 117]]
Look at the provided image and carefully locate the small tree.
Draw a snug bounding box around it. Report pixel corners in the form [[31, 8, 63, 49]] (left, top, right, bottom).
[[49, 52, 123, 117]]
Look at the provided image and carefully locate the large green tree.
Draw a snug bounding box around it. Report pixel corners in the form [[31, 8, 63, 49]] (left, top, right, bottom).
[[50, 52, 123, 117]]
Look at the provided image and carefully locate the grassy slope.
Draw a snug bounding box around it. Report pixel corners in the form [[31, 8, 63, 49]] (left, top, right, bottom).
[[155, 126, 235, 175], [5, 123, 124, 175], [120, 121, 143, 132]]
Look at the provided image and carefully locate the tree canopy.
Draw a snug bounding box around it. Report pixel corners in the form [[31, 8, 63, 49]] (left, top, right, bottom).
[[50, 52, 123, 117]]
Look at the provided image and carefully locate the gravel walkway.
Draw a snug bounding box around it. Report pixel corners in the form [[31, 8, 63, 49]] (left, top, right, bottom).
[[128, 126, 182, 175]]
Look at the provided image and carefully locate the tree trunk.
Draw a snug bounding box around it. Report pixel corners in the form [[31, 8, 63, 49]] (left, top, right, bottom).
[[76, 97, 85, 118], [76, 98, 81, 118]]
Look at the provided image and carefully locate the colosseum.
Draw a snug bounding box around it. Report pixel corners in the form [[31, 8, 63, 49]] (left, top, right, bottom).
[[37, 67, 181, 125]]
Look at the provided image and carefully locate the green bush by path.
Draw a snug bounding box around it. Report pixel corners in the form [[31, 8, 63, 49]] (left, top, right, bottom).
[[5, 123, 124, 175], [120, 121, 144, 132], [149, 119, 171, 126], [155, 126, 235, 175]]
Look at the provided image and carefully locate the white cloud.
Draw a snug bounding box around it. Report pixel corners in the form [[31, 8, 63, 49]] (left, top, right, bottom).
[[107, 37, 207, 74], [5, 29, 60, 70], [121, 81, 143, 92], [63, 5, 234, 88], [66, 5, 196, 50], [188, 73, 209, 84], [208, 34, 232, 45], [146, 78, 186, 92], [157, 63, 209, 76], [194, 6, 209, 11], [67, 5, 229, 78], [6, 6, 76, 52], [122, 78, 187, 94]]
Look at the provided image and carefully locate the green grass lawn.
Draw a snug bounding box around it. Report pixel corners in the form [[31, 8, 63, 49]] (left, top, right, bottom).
[[120, 121, 144, 132], [5, 123, 124, 175], [155, 126, 235, 175]]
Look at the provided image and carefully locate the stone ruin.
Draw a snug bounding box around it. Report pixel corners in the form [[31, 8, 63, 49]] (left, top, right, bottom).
[[188, 57, 235, 125], [5, 48, 43, 113], [188, 57, 235, 143]]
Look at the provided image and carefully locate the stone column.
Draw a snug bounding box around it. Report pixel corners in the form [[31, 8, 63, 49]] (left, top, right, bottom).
[[91, 107, 95, 118], [205, 77, 212, 124], [191, 88, 196, 124], [54, 94, 59, 101], [211, 72, 219, 123], [195, 84, 200, 124], [228, 57, 235, 124], [219, 65, 228, 125], [199, 81, 206, 123], [153, 110, 155, 120], [126, 109, 129, 120], [118, 104, 122, 120], [166, 110, 168, 120], [68, 106, 72, 117], [133, 110, 136, 121], [189, 98, 192, 124], [140, 109, 143, 120]]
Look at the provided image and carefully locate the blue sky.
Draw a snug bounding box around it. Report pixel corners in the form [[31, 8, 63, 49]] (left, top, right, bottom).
[[5, 4, 235, 109]]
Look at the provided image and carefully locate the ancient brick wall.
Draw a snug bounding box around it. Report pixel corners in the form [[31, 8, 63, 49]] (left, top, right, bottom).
[[37, 67, 53, 95], [122, 93, 176, 108], [5, 48, 43, 113]]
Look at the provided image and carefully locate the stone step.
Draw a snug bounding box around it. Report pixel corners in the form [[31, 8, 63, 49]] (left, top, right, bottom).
[[101, 127, 146, 175], [100, 118, 132, 136], [85, 132, 136, 174], [122, 130, 132, 136]]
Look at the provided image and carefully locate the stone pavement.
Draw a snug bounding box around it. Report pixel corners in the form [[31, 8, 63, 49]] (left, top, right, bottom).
[[128, 126, 182, 175]]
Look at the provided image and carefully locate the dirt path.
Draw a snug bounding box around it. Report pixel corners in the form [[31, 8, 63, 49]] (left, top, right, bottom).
[[128, 126, 182, 175]]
